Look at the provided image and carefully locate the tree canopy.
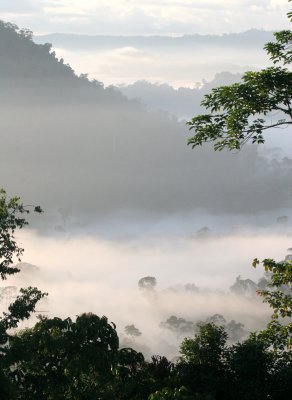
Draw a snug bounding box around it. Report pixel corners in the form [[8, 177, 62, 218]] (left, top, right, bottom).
[[253, 257, 292, 350], [187, 2, 292, 151], [0, 189, 46, 398], [0, 189, 45, 343]]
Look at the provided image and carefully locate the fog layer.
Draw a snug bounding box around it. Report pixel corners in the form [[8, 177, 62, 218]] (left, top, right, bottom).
[[4, 229, 288, 358], [34, 30, 274, 87]]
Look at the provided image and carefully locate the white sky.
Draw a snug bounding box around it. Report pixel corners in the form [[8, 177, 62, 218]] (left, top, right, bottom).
[[0, 0, 290, 35]]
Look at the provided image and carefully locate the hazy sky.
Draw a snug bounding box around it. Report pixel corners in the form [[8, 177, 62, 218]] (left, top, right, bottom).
[[0, 0, 290, 35]]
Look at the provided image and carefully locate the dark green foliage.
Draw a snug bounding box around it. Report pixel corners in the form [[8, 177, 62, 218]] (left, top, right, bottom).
[[0, 189, 33, 280], [177, 324, 228, 399], [148, 386, 200, 400], [0, 287, 46, 345], [265, 30, 292, 65], [3, 314, 292, 399], [6, 315, 174, 400], [0, 188, 46, 339], [188, 67, 292, 150], [187, 3, 292, 150], [171, 323, 292, 400], [7, 314, 121, 399], [253, 258, 292, 349], [0, 189, 46, 398], [226, 335, 273, 400], [1, 6, 292, 399]]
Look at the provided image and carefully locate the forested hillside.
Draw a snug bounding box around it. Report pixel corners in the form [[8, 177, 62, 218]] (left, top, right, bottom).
[[0, 21, 130, 105], [0, 21, 291, 228], [0, 7, 292, 398]]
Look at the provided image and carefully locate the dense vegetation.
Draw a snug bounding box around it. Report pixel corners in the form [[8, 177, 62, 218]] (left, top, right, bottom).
[[0, 192, 291, 399], [1, 2, 292, 398], [0, 188, 291, 399]]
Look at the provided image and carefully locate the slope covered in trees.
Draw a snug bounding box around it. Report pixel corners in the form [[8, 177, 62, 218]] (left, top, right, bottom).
[[1, 20, 292, 226], [118, 72, 242, 119], [0, 20, 129, 106], [1, 6, 292, 396]]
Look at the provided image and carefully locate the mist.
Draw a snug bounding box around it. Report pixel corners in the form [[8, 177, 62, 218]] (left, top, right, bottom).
[[1, 99, 292, 228], [34, 30, 274, 87], [1, 227, 289, 358], [1, 20, 292, 362]]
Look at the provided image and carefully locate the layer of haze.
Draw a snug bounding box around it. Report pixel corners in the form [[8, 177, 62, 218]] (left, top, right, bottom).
[[4, 229, 290, 358], [1, 18, 292, 358], [1, 25, 292, 228], [34, 30, 274, 87]]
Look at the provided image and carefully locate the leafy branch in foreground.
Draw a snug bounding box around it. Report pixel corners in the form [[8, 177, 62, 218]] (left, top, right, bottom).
[[0, 188, 43, 280], [0, 188, 47, 350], [187, 2, 292, 151], [253, 258, 292, 349]]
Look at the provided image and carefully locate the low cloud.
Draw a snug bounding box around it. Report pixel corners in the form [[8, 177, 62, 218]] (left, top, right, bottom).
[[2, 229, 289, 357]]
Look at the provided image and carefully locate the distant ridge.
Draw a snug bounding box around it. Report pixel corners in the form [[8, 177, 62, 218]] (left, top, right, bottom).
[[1, 20, 292, 221], [34, 29, 275, 50]]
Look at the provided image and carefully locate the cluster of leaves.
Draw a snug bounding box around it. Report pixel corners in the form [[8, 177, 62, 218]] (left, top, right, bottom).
[[152, 323, 292, 400], [6, 314, 121, 399], [253, 258, 292, 350], [0, 191, 42, 270], [187, 1, 292, 150], [0, 189, 47, 396], [1, 312, 175, 400], [1, 318, 291, 400]]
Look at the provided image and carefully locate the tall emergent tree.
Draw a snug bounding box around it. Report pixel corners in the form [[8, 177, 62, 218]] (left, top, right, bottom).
[[0, 189, 46, 396], [187, 2, 292, 350], [187, 1, 292, 151]]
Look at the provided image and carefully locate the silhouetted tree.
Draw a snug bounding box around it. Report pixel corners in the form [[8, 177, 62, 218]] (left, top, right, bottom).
[[0, 189, 46, 398], [138, 276, 157, 291], [125, 324, 142, 338]]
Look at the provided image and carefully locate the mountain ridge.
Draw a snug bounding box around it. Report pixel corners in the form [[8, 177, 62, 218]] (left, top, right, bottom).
[[34, 29, 275, 50]]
